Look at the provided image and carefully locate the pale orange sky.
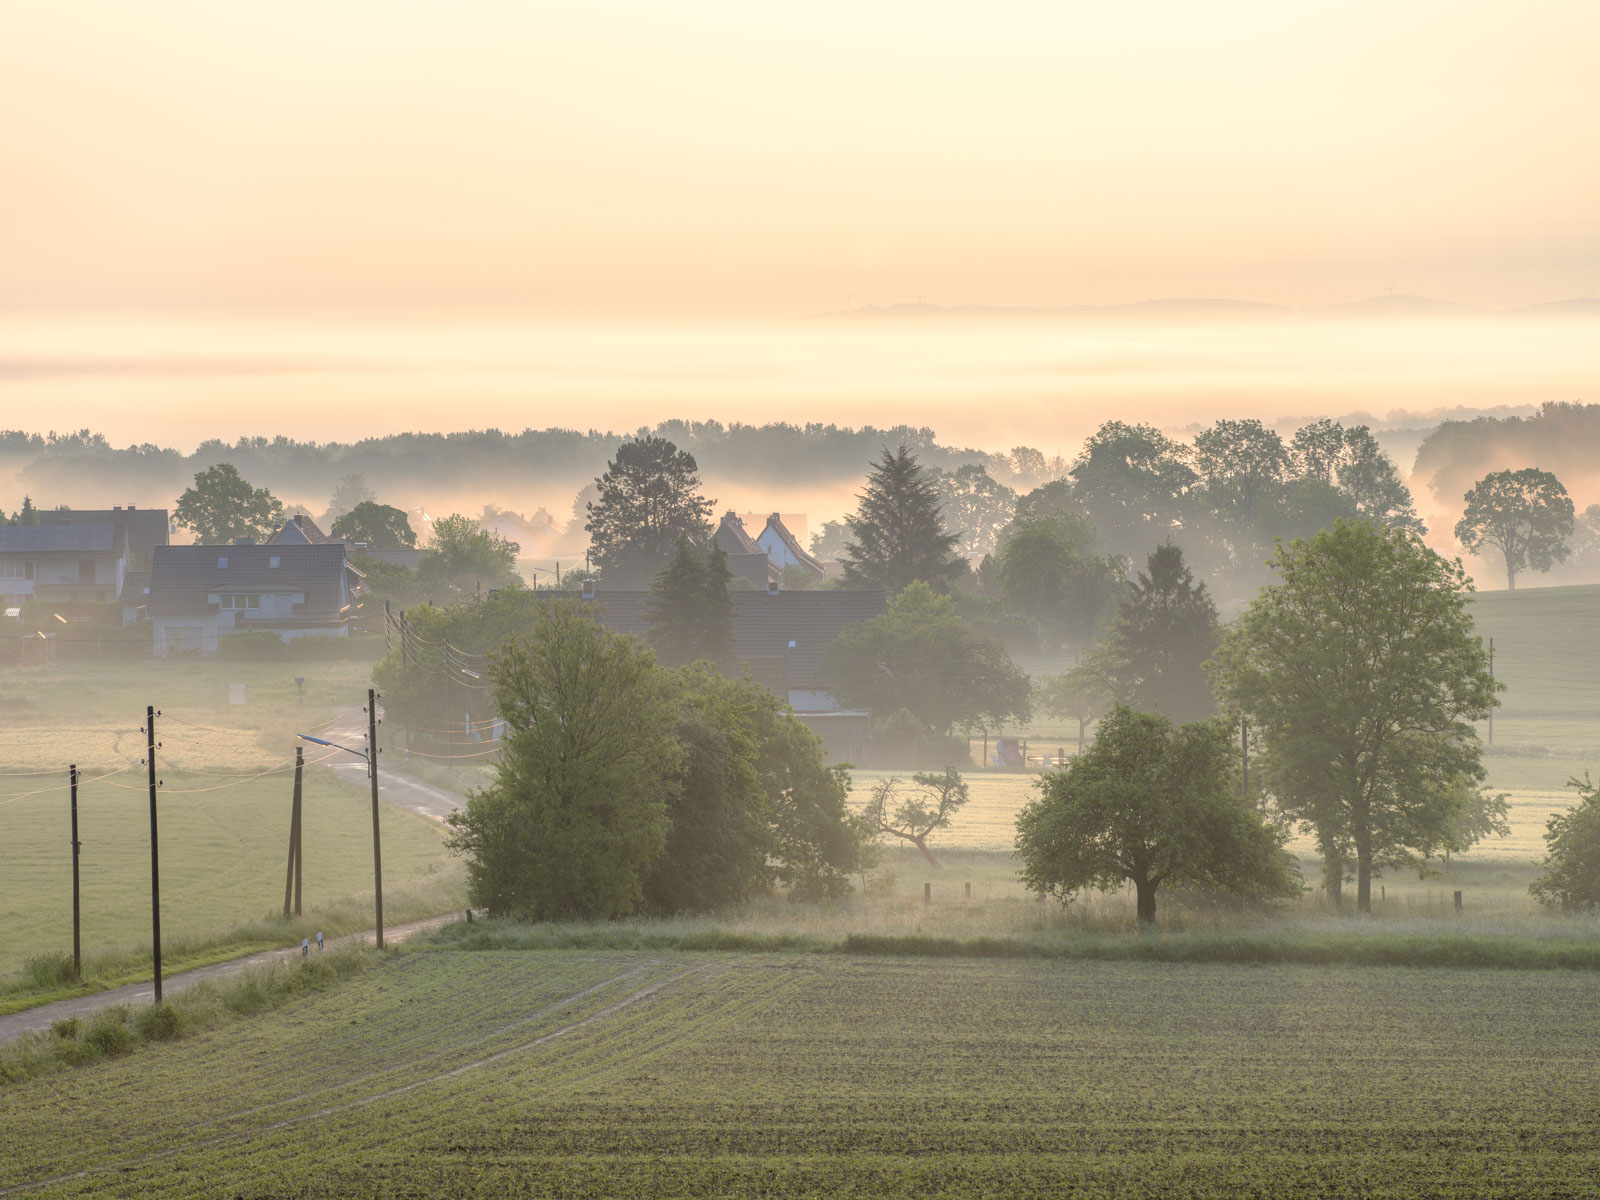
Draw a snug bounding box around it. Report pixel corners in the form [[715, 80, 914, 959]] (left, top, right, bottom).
[[3, 0, 1598, 316]]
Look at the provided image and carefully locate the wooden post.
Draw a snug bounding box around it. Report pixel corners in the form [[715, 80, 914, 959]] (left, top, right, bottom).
[[982, 730, 988, 768], [923, 881, 931, 907], [964, 881, 971, 900], [1454, 890, 1463, 913], [146, 705, 163, 1004], [368, 688, 385, 949]]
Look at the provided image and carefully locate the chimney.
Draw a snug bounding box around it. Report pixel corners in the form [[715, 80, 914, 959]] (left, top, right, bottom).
[[295, 515, 307, 528], [767, 579, 781, 596], [581, 579, 597, 599], [127, 504, 136, 511], [113, 505, 122, 512]]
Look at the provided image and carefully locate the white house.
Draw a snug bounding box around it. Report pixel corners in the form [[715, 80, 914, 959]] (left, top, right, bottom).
[[0, 523, 130, 611], [148, 542, 361, 656]]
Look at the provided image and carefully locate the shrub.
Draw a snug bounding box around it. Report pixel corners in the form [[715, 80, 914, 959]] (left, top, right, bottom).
[[49, 1017, 81, 1039], [133, 1003, 182, 1042], [81, 1010, 134, 1057]]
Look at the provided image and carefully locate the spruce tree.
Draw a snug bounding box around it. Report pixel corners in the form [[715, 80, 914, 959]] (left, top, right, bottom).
[[645, 536, 736, 668], [842, 446, 963, 593]]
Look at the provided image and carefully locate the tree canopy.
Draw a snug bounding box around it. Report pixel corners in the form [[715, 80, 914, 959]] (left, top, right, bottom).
[[420, 513, 521, 592], [1454, 467, 1575, 589], [1209, 520, 1497, 910], [585, 435, 714, 587], [446, 603, 680, 920], [842, 445, 964, 593], [331, 500, 417, 549], [818, 581, 1031, 739], [998, 513, 1124, 647], [173, 463, 284, 545], [1015, 706, 1297, 925], [861, 768, 970, 867], [926, 463, 1017, 558]]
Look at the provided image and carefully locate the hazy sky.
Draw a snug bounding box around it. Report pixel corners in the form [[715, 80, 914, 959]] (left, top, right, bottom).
[[4, 0, 1598, 317]]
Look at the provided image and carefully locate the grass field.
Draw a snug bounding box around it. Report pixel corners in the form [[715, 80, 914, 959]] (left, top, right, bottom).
[[3, 947, 1599, 1197], [0, 659, 464, 999]]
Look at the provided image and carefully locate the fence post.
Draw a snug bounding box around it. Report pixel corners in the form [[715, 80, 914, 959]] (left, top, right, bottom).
[[964, 881, 971, 900], [1453, 890, 1462, 913], [923, 882, 931, 907]]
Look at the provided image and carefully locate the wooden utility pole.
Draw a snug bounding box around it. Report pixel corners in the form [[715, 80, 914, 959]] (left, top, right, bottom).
[[1487, 637, 1494, 747], [1241, 718, 1250, 800], [69, 764, 81, 979], [282, 747, 304, 918], [146, 705, 163, 1003], [367, 688, 385, 949]]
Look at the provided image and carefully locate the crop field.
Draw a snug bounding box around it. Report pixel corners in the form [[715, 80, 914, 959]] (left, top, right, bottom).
[[0, 658, 463, 986], [3, 948, 1599, 1197]]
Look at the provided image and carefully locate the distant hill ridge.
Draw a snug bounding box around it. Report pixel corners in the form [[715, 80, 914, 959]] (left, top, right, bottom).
[[818, 295, 1599, 320]]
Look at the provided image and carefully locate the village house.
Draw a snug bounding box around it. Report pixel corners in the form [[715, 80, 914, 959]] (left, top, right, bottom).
[[147, 542, 362, 656], [0, 523, 132, 613]]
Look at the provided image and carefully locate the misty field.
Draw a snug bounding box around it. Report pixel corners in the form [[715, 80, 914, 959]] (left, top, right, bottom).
[[4, 947, 1599, 1197]]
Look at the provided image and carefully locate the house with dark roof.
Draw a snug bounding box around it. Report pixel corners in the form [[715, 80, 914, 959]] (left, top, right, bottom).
[[756, 513, 825, 581], [148, 543, 361, 655], [711, 511, 780, 587], [38, 506, 170, 571], [269, 514, 335, 545], [560, 583, 885, 760], [0, 523, 131, 610]]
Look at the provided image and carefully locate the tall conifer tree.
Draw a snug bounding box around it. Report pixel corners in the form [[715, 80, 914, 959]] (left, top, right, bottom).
[[842, 446, 963, 593]]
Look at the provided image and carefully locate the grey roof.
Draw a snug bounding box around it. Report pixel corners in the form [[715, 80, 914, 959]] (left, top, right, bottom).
[[0, 523, 126, 555], [39, 508, 169, 565], [353, 548, 422, 570], [554, 588, 887, 691], [269, 514, 335, 545], [148, 543, 350, 619], [120, 569, 151, 604], [714, 511, 763, 555]]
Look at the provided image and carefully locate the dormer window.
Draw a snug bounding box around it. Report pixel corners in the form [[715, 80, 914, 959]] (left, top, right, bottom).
[[269, 556, 280, 569], [220, 593, 260, 610], [217, 556, 229, 569]]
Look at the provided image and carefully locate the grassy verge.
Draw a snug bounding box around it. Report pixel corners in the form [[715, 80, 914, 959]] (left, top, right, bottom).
[[0, 947, 380, 1086], [429, 916, 1600, 970], [0, 869, 460, 1015]]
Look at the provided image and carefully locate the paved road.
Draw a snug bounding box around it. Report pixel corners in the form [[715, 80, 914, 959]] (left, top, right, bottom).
[[318, 708, 468, 823], [1, 715, 473, 1045], [0, 914, 457, 1044]]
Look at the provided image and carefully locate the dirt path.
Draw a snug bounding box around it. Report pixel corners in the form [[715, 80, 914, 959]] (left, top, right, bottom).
[[318, 708, 469, 823], [0, 914, 458, 1044]]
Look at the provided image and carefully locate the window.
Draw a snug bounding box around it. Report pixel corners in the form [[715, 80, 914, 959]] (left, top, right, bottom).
[[220, 593, 261, 610], [269, 556, 280, 569], [1, 561, 30, 579], [217, 556, 229, 569]]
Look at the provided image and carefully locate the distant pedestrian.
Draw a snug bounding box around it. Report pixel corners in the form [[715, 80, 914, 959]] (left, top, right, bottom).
[[316, 931, 324, 953], [301, 937, 309, 958]]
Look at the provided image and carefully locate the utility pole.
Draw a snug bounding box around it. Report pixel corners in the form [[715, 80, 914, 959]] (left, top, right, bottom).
[[283, 747, 304, 918], [69, 764, 81, 979], [367, 688, 385, 949], [145, 705, 163, 1004], [1487, 637, 1494, 748]]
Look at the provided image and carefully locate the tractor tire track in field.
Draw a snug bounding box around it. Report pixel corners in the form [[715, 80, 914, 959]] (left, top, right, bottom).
[[0, 965, 700, 1198]]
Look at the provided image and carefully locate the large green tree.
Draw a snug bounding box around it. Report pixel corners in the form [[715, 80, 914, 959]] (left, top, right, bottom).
[[818, 581, 1032, 739], [1454, 467, 1575, 589], [842, 446, 964, 593], [998, 514, 1125, 647], [1084, 544, 1219, 724], [1069, 422, 1196, 559], [645, 535, 736, 668], [926, 463, 1017, 557], [585, 436, 714, 587], [1209, 520, 1498, 910], [420, 513, 521, 592], [446, 604, 680, 920], [1192, 418, 1290, 539], [332, 501, 417, 549], [1015, 706, 1297, 926], [173, 463, 284, 545]]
